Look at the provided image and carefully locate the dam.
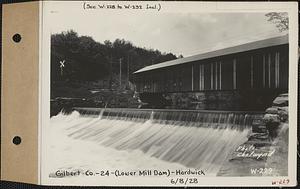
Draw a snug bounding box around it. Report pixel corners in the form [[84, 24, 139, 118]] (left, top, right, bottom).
[[50, 108, 264, 175]]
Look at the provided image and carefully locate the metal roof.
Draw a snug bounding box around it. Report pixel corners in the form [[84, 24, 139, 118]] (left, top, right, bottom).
[[134, 35, 288, 74]]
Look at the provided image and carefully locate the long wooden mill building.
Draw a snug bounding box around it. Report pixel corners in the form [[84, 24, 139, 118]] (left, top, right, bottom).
[[132, 35, 289, 110]]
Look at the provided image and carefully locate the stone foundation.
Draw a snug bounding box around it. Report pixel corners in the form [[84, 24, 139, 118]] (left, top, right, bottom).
[[139, 89, 286, 111], [217, 93, 289, 176]]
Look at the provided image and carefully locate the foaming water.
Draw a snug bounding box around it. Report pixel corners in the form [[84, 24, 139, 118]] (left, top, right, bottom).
[[51, 108, 263, 175]]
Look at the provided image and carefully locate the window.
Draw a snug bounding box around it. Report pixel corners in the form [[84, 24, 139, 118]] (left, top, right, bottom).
[[199, 64, 204, 90]]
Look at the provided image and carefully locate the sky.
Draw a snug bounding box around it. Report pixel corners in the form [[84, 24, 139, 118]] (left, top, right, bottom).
[[45, 2, 287, 57]]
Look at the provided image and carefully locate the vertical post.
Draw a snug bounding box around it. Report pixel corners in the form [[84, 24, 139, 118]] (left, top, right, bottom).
[[277, 53, 279, 88], [215, 62, 218, 90], [275, 53, 277, 88], [109, 55, 112, 89], [263, 54, 265, 88], [211, 63, 213, 90], [275, 52, 280, 88], [268, 53, 271, 88], [199, 64, 203, 90], [119, 58, 122, 88], [191, 64, 194, 91], [251, 55, 253, 88], [233, 58, 236, 90], [277, 52, 280, 88], [219, 61, 222, 90], [202, 64, 204, 90], [127, 54, 130, 87], [198, 66, 200, 90]]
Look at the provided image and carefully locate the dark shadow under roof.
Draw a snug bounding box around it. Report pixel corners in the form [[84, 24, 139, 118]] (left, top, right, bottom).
[[134, 35, 288, 74]]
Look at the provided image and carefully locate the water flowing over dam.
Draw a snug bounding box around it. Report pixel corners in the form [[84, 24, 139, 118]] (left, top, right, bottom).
[[52, 108, 264, 175]]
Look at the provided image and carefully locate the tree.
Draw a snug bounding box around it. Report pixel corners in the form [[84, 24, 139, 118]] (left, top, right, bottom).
[[51, 31, 178, 83], [265, 12, 288, 32], [51, 30, 110, 82]]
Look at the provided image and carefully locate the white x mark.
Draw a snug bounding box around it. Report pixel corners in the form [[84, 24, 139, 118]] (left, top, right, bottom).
[[60, 60, 65, 68]]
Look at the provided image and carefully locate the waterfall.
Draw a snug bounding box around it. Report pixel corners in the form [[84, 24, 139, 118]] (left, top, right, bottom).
[[52, 108, 263, 175]]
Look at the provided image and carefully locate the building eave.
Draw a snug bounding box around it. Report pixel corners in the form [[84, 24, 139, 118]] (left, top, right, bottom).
[[134, 35, 288, 74]]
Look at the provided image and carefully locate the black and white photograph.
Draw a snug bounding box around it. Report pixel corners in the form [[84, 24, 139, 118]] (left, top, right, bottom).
[[40, 1, 298, 186]]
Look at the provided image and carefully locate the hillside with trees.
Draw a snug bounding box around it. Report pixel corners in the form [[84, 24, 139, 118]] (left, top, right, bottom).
[[51, 30, 178, 85], [51, 30, 179, 115]]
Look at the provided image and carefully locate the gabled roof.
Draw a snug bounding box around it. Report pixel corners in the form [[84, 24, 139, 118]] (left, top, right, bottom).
[[134, 35, 288, 74]]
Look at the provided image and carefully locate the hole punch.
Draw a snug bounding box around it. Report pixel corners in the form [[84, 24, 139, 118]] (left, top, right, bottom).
[[12, 136, 22, 145], [12, 33, 22, 43]]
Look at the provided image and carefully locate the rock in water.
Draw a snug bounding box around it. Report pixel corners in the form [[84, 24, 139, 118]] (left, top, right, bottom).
[[263, 113, 280, 124], [265, 106, 279, 114], [272, 93, 288, 107]]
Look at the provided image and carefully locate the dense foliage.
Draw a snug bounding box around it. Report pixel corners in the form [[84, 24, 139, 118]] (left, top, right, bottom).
[[265, 12, 288, 32], [51, 30, 178, 82]]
